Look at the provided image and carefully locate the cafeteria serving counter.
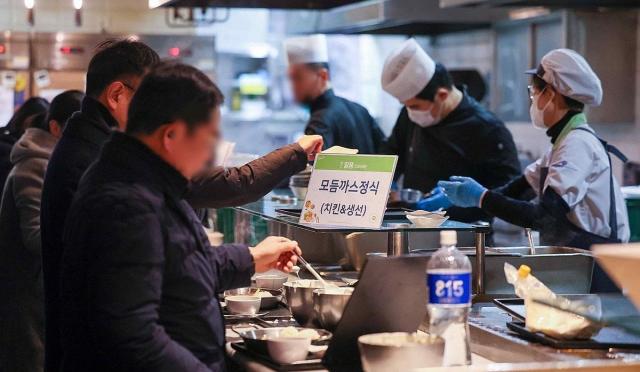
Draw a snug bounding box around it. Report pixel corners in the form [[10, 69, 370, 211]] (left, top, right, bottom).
[[225, 302, 640, 371], [234, 197, 492, 293]]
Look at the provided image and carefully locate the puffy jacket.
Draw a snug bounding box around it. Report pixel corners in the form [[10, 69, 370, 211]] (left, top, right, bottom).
[[0, 127, 57, 372], [60, 132, 254, 372], [41, 97, 307, 372]]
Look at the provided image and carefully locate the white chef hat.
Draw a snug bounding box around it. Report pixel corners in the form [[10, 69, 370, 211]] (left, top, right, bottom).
[[526, 48, 602, 106], [284, 34, 329, 65], [381, 38, 436, 102]]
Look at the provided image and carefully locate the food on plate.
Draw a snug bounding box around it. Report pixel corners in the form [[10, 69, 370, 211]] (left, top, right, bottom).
[[361, 332, 437, 347], [277, 327, 320, 340]]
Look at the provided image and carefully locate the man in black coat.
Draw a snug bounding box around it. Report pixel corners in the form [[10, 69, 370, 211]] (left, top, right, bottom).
[[41, 39, 322, 372], [60, 62, 301, 371], [381, 39, 521, 222], [285, 34, 385, 154]]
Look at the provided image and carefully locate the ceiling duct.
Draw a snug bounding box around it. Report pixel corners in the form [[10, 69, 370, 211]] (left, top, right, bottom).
[[440, 0, 640, 8], [287, 0, 510, 35]]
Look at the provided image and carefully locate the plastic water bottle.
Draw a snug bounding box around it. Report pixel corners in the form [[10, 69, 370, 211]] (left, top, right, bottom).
[[426, 230, 472, 366]]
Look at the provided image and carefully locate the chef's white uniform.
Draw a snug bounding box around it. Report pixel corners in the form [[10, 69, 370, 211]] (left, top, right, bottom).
[[525, 116, 630, 242]]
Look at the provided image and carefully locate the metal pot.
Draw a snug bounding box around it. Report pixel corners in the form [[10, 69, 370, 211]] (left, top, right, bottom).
[[283, 280, 342, 327], [312, 287, 354, 331], [358, 332, 444, 372]]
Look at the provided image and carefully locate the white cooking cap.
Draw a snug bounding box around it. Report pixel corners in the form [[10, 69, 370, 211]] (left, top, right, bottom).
[[526, 48, 602, 106], [381, 38, 436, 102], [284, 34, 329, 65]]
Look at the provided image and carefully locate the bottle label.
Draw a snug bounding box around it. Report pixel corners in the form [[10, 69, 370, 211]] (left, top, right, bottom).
[[427, 272, 471, 305]]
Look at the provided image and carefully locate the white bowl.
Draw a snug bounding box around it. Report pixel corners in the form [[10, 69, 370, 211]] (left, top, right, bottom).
[[225, 295, 261, 315], [267, 337, 311, 364], [255, 274, 288, 290], [406, 214, 448, 228]]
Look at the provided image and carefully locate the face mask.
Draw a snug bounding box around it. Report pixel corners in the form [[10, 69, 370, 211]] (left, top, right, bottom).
[[407, 108, 436, 127], [529, 88, 554, 130], [408, 97, 443, 128]]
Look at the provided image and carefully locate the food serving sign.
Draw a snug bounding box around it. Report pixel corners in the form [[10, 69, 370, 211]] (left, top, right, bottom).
[[299, 154, 398, 229]]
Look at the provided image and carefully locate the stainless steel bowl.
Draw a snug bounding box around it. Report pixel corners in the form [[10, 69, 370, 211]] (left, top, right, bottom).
[[237, 327, 332, 357], [283, 280, 342, 327], [358, 332, 444, 372], [224, 288, 282, 310], [225, 295, 261, 315], [312, 287, 354, 331]]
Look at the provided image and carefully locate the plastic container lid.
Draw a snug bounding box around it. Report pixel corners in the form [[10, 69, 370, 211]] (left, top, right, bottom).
[[518, 264, 531, 278], [440, 230, 457, 246]]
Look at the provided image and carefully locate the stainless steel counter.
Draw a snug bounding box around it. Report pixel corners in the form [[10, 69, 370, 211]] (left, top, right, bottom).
[[226, 303, 640, 371]]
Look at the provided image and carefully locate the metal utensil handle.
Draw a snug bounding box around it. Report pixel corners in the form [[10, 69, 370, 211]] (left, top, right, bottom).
[[297, 256, 327, 285]]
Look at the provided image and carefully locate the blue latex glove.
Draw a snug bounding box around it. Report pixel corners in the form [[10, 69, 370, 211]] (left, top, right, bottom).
[[415, 187, 452, 211], [437, 176, 487, 208]]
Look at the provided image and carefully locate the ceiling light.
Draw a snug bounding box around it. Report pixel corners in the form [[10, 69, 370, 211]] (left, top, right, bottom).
[[24, 0, 35, 10], [73, 0, 83, 10]]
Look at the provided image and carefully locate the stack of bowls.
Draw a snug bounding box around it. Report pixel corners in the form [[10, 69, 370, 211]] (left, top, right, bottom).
[[289, 166, 312, 200]]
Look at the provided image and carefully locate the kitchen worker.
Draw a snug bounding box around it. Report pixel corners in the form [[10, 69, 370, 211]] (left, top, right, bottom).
[[438, 49, 630, 292], [285, 34, 385, 154], [41, 39, 322, 372], [60, 61, 301, 372], [381, 38, 521, 222]]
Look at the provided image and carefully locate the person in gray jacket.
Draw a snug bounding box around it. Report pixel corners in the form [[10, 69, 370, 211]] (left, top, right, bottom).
[[0, 90, 84, 372]]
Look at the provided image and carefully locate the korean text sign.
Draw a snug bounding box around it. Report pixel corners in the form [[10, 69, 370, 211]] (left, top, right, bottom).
[[299, 154, 398, 229]]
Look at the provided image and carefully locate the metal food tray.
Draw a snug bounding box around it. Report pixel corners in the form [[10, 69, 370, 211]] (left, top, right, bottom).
[[230, 342, 324, 371], [416, 246, 594, 295], [507, 321, 640, 350]]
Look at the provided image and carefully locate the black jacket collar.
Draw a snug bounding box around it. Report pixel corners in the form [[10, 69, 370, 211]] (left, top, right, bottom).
[[546, 110, 580, 144], [102, 132, 189, 198], [64, 97, 118, 147], [309, 89, 336, 113]]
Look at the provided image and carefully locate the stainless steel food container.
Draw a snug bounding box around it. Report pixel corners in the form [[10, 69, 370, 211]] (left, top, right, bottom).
[[358, 332, 444, 372], [283, 281, 334, 327], [312, 287, 354, 331], [414, 246, 594, 295]]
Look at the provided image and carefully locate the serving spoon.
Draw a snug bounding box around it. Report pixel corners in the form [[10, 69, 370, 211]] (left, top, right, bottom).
[[296, 256, 336, 288]]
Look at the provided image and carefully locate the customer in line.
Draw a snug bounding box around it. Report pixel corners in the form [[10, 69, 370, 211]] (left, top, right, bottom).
[[41, 38, 321, 372], [0, 97, 50, 192], [60, 61, 300, 372], [0, 90, 83, 372]]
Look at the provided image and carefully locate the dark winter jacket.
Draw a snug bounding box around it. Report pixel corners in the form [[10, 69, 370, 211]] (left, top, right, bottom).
[[0, 127, 57, 372], [60, 132, 254, 372], [41, 97, 306, 372]]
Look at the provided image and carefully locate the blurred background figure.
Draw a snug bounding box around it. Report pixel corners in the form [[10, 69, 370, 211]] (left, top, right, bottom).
[[285, 34, 385, 154], [0, 97, 50, 192], [0, 90, 83, 372]]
